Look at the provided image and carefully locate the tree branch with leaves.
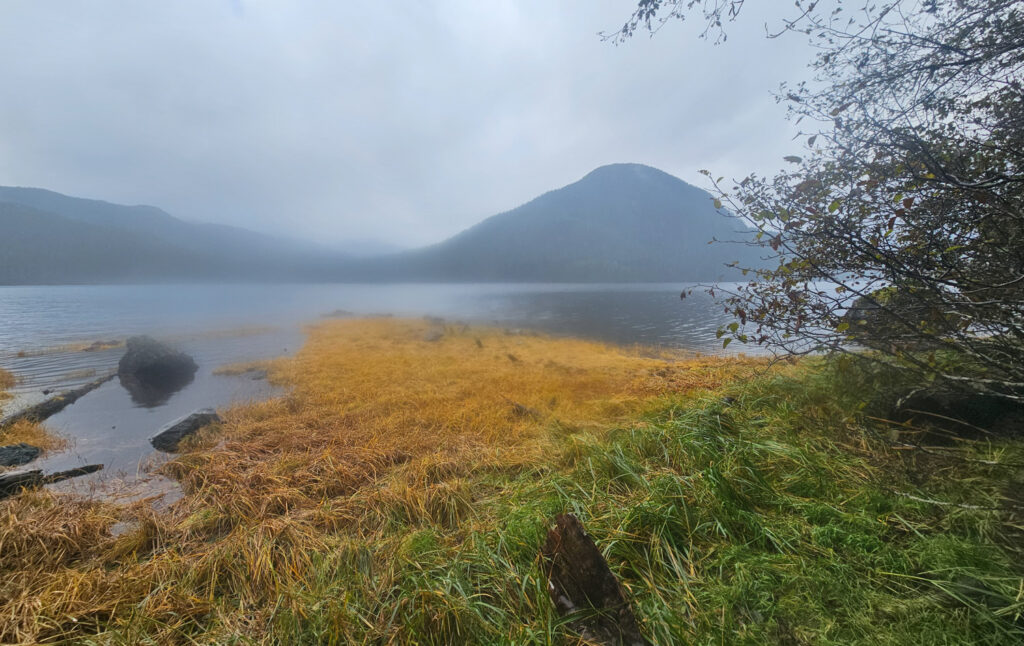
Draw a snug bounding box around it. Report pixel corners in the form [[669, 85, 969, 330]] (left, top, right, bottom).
[[631, 0, 1024, 402]]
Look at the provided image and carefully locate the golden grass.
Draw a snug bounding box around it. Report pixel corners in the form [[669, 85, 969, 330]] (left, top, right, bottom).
[[0, 319, 768, 643], [176, 319, 766, 511], [0, 366, 66, 454], [0, 367, 14, 391], [0, 419, 66, 454]]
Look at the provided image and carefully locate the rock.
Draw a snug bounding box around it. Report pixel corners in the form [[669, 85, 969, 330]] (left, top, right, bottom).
[[424, 316, 446, 326], [892, 388, 1024, 438], [0, 443, 41, 467], [423, 329, 445, 342], [541, 513, 651, 646], [150, 408, 222, 452], [842, 287, 959, 351], [992, 408, 1024, 437], [117, 336, 197, 407], [322, 309, 354, 319]]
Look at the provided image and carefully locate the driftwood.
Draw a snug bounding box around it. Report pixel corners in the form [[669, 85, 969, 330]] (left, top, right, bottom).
[[0, 374, 114, 428], [541, 513, 651, 646], [0, 464, 103, 499]]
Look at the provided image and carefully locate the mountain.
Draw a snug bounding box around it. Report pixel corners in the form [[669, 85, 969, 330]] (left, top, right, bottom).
[[331, 238, 407, 258], [0, 164, 763, 284], [0, 201, 226, 284], [349, 163, 762, 282], [0, 187, 340, 282]]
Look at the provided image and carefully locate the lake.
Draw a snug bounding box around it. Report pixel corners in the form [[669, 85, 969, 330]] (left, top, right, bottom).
[[0, 282, 747, 500]]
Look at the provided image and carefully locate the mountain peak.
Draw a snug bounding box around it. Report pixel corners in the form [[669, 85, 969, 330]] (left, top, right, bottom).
[[580, 163, 680, 184]]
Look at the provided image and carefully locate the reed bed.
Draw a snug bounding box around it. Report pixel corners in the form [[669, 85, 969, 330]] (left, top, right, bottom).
[[0, 319, 1020, 644]]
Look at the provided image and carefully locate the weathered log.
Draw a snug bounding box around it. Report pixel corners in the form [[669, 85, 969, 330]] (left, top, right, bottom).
[[45, 463, 103, 483], [0, 464, 103, 499], [541, 513, 651, 646], [0, 374, 114, 428], [0, 470, 43, 498]]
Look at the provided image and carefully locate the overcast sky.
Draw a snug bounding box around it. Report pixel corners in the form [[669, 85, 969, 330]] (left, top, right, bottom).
[[0, 1, 812, 248]]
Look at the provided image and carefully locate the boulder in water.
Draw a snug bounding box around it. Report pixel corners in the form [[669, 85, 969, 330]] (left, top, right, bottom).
[[117, 336, 197, 407]]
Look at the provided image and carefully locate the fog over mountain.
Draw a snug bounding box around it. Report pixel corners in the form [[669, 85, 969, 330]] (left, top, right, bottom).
[[0, 164, 761, 284], [351, 164, 761, 282], [0, 2, 808, 247]]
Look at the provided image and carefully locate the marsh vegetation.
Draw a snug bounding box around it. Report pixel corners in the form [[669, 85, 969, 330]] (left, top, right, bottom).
[[0, 319, 1020, 643]]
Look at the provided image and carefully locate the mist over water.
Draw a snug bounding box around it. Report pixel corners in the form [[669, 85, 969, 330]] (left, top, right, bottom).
[[0, 282, 741, 355]]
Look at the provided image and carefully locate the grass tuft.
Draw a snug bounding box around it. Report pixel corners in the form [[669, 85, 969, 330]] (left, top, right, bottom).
[[0, 367, 14, 391]]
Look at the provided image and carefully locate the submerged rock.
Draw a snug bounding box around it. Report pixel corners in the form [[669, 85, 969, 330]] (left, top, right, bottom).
[[118, 336, 197, 407], [150, 408, 222, 452], [0, 443, 41, 467]]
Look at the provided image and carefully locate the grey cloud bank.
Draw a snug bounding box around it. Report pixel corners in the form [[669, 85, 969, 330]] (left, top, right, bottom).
[[0, 1, 810, 247]]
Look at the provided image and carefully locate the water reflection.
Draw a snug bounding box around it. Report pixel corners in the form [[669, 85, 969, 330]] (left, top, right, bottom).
[[119, 370, 195, 407]]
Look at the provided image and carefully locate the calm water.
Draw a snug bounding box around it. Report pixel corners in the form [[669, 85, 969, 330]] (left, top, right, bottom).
[[0, 282, 741, 500]]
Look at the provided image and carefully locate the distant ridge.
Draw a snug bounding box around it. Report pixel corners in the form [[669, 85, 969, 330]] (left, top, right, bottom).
[[0, 165, 763, 284]]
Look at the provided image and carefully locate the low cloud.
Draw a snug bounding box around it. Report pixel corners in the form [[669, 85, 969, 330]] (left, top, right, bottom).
[[0, 1, 809, 247]]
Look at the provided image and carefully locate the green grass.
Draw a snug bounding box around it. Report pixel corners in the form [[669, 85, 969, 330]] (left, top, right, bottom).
[[4, 345, 1022, 644], [215, 366, 1023, 643]]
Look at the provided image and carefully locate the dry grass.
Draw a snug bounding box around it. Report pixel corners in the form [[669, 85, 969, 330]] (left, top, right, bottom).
[[0, 367, 14, 391], [0, 318, 767, 643], [167, 318, 765, 545], [0, 367, 13, 412], [0, 419, 66, 454], [0, 366, 66, 454]]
